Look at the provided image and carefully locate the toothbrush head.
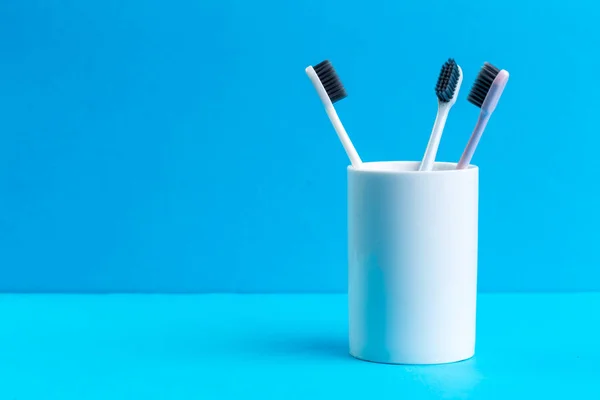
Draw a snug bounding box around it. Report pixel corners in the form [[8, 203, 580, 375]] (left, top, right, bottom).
[[467, 62, 500, 108], [312, 60, 347, 103], [435, 58, 462, 105], [467, 62, 509, 113]]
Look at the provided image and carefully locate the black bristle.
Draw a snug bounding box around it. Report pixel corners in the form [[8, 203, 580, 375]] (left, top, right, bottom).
[[313, 60, 347, 103], [435, 58, 460, 102], [467, 62, 501, 108]]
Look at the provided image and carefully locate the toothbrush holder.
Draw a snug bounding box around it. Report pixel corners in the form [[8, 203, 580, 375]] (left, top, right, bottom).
[[348, 161, 478, 364]]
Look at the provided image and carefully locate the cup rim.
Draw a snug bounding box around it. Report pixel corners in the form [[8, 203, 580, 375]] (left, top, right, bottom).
[[347, 161, 478, 175]]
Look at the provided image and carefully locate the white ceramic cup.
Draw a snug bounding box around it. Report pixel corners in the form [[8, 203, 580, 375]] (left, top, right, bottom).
[[348, 161, 478, 365]]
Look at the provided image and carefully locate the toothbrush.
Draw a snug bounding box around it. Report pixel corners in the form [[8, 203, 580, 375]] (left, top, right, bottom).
[[306, 60, 362, 168], [456, 62, 509, 169], [418, 58, 463, 171]]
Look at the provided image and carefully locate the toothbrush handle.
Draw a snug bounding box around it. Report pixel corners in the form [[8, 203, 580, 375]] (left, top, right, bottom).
[[457, 112, 490, 169], [325, 105, 362, 167], [419, 105, 449, 171]]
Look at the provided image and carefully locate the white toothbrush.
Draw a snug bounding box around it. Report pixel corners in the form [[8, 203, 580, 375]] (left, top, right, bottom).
[[419, 59, 463, 171], [305, 60, 362, 168]]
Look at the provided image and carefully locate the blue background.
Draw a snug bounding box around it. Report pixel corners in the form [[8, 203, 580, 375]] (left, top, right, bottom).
[[0, 0, 597, 293]]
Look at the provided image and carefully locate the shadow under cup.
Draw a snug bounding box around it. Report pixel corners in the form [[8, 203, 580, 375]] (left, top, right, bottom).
[[347, 161, 478, 365]]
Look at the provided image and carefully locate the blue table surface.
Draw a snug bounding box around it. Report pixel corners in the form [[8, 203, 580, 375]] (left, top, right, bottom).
[[1, 293, 599, 399]]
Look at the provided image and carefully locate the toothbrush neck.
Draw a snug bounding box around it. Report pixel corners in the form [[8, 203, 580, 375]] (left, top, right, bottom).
[[438, 101, 452, 114]]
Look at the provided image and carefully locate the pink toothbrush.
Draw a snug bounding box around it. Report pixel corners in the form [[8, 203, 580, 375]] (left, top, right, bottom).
[[457, 62, 509, 169]]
